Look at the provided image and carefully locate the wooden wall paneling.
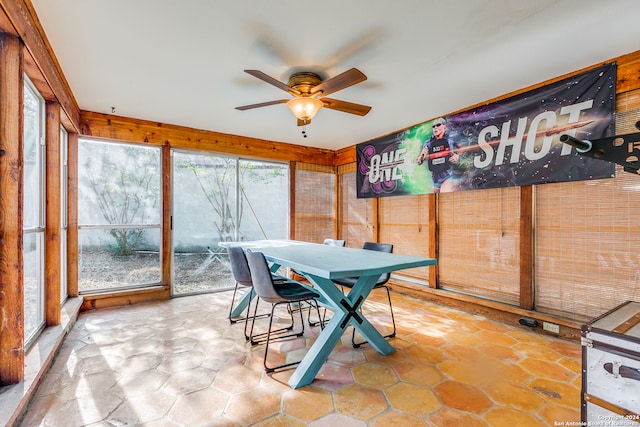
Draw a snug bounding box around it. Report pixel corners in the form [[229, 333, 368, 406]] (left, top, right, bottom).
[[80, 287, 170, 311], [428, 193, 438, 289], [0, 32, 24, 384], [66, 132, 78, 297], [289, 161, 296, 240], [161, 144, 171, 290], [79, 111, 335, 167], [333, 165, 339, 239], [44, 101, 60, 325], [22, 46, 52, 101], [614, 50, 640, 94], [336, 168, 344, 240], [335, 146, 355, 166], [0, 4, 18, 35], [0, 0, 80, 130], [371, 197, 379, 242], [519, 185, 534, 310]]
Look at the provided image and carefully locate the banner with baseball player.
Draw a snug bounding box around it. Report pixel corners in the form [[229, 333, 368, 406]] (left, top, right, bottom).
[[356, 63, 616, 198]]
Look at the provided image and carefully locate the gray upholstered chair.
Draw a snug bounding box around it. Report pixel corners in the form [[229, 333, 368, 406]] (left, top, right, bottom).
[[246, 251, 323, 373], [227, 246, 285, 341], [332, 241, 395, 348]]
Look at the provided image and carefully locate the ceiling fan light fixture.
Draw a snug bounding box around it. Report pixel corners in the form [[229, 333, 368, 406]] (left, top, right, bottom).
[[287, 97, 323, 121]]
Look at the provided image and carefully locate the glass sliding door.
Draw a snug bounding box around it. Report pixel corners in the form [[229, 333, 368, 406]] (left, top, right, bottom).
[[238, 159, 288, 240], [23, 77, 45, 345], [172, 151, 237, 295], [171, 152, 289, 296], [77, 139, 161, 293]]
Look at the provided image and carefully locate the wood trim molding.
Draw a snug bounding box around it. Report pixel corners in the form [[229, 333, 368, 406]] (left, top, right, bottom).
[[66, 132, 78, 297], [289, 161, 296, 240], [80, 287, 171, 311], [0, 0, 80, 130], [161, 144, 171, 289], [428, 193, 438, 289], [45, 101, 61, 326], [0, 32, 24, 385], [519, 185, 534, 310], [335, 146, 355, 166], [390, 280, 582, 341], [79, 111, 335, 166]]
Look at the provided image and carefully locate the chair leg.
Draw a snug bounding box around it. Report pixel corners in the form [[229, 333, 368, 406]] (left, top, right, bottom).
[[384, 285, 397, 338], [245, 288, 263, 340], [351, 286, 396, 348], [250, 300, 297, 346], [248, 290, 260, 342], [229, 285, 269, 327], [228, 282, 240, 324], [311, 300, 324, 331], [243, 288, 292, 344], [306, 301, 328, 327], [263, 301, 308, 373], [288, 301, 325, 328]]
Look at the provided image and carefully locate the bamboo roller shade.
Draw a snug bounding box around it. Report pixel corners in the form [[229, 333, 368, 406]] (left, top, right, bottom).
[[334, 102, 640, 322], [338, 165, 374, 248], [535, 107, 640, 322], [438, 187, 521, 305], [379, 194, 431, 283], [294, 163, 336, 243]]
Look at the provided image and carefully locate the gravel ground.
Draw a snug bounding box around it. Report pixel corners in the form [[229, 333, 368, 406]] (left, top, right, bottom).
[[78, 249, 234, 294]]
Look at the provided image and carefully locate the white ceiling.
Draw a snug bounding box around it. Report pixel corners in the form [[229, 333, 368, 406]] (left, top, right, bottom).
[[31, 0, 640, 151]]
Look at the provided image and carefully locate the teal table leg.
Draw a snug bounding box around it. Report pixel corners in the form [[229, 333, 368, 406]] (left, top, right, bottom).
[[229, 289, 254, 318], [288, 312, 347, 388], [347, 276, 395, 354], [287, 274, 394, 389]]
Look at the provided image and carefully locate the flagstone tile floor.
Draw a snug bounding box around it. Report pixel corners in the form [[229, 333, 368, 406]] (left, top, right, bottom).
[[18, 290, 582, 426]]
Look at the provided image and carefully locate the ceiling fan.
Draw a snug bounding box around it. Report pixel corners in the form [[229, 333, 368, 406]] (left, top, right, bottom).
[[235, 68, 372, 127]]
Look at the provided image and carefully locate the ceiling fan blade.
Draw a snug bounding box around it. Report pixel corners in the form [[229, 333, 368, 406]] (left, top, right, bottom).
[[321, 98, 371, 116], [235, 99, 288, 111], [310, 68, 367, 97], [244, 70, 299, 95]]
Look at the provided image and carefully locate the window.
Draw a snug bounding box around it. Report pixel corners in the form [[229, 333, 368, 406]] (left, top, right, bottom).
[[438, 187, 520, 305], [60, 126, 68, 303], [379, 194, 431, 283], [536, 165, 640, 321], [77, 139, 161, 293], [23, 77, 45, 344], [171, 151, 289, 295], [238, 159, 288, 241], [535, 110, 640, 321], [295, 163, 336, 243], [337, 164, 374, 247]]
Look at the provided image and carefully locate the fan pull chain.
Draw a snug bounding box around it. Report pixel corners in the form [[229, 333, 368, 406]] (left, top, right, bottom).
[[302, 120, 308, 138]]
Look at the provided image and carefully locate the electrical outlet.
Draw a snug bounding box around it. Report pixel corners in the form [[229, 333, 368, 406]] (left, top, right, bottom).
[[543, 322, 560, 334]]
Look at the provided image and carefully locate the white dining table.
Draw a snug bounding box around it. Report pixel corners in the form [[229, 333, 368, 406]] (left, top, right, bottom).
[[220, 239, 436, 389]]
